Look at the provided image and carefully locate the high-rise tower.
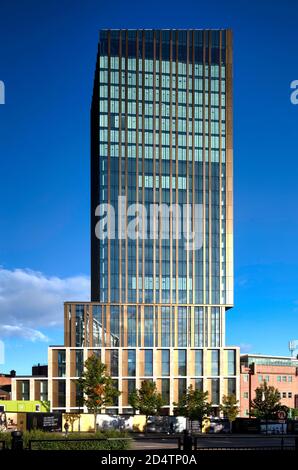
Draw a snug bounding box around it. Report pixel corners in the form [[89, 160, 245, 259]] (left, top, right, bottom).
[[13, 30, 239, 415]]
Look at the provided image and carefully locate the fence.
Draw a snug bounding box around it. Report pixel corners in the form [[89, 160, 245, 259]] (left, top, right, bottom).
[[0, 434, 298, 451], [193, 435, 297, 451]]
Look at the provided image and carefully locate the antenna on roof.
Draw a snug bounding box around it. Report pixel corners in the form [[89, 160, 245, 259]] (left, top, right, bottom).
[[288, 340, 298, 357]]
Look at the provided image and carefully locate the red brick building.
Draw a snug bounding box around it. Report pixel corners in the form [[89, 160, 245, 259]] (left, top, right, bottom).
[[240, 354, 298, 417], [0, 370, 16, 400]]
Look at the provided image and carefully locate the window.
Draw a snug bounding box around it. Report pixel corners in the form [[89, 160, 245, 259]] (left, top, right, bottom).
[[211, 379, 220, 405], [144, 307, 154, 346], [195, 350, 203, 376], [57, 380, 66, 408], [288, 392, 292, 399], [258, 375, 263, 383], [245, 409, 249, 416], [75, 350, 84, 377], [144, 350, 153, 376], [282, 376, 287, 382], [211, 307, 220, 347], [243, 392, 249, 399], [76, 382, 83, 407], [288, 376, 293, 382], [178, 378, 186, 401], [277, 376, 281, 382], [178, 350, 187, 376], [75, 305, 85, 347], [264, 375, 269, 383], [40, 381, 48, 401], [211, 350, 219, 376], [161, 379, 170, 405], [110, 349, 119, 377], [194, 379, 203, 391], [227, 350, 236, 375], [92, 305, 102, 347], [127, 307, 137, 346], [128, 350, 136, 376], [161, 308, 171, 346], [177, 308, 187, 347], [282, 392, 287, 398], [162, 350, 170, 376], [110, 306, 120, 346], [227, 378, 236, 396], [243, 374, 249, 383], [58, 350, 66, 377], [194, 307, 204, 347]]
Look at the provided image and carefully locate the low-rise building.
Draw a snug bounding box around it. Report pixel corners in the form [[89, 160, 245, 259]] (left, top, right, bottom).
[[240, 354, 298, 417], [0, 370, 16, 400]]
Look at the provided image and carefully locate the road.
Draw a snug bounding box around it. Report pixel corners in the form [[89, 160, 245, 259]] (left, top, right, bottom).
[[131, 435, 296, 450]]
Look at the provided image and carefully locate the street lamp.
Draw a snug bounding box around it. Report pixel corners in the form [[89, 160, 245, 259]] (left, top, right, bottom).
[[261, 390, 268, 435]]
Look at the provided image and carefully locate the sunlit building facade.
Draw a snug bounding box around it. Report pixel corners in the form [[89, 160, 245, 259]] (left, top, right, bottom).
[[12, 29, 239, 415]]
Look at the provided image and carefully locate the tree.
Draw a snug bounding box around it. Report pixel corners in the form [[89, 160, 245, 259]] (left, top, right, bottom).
[[251, 381, 289, 421], [173, 386, 212, 432], [77, 354, 121, 432], [128, 380, 164, 433], [219, 394, 239, 432]]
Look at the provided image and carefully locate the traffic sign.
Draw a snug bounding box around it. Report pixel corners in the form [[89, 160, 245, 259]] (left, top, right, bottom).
[[277, 410, 287, 421]]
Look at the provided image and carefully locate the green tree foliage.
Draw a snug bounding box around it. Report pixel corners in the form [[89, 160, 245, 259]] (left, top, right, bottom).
[[77, 354, 121, 432], [173, 385, 212, 430], [251, 381, 289, 420], [219, 394, 239, 431], [128, 380, 164, 432]]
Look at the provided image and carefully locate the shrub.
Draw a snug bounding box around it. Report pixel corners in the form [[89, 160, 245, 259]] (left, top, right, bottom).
[[0, 429, 130, 450]]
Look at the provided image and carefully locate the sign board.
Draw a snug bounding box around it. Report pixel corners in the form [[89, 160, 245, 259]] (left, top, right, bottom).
[[26, 412, 62, 432], [277, 411, 287, 422]]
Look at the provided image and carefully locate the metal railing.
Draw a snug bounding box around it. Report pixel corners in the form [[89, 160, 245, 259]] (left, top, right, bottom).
[[1, 433, 297, 452], [193, 435, 297, 451]]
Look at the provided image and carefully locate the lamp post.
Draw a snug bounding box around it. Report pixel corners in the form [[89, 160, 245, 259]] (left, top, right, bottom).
[[261, 390, 268, 435]]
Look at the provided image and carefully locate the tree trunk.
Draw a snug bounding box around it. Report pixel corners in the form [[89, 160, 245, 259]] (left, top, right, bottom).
[[94, 412, 97, 433]]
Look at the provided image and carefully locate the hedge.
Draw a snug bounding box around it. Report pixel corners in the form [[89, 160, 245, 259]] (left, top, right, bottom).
[[0, 429, 130, 450]]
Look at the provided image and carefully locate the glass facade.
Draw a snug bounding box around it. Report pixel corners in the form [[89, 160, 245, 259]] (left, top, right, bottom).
[[91, 29, 234, 337], [144, 349, 153, 376], [66, 303, 228, 348], [58, 350, 66, 377]]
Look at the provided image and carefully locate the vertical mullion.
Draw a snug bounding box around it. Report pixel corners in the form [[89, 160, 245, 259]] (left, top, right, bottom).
[[208, 31, 212, 310], [125, 30, 128, 303], [169, 31, 173, 306], [136, 31, 139, 304], [186, 31, 190, 307], [202, 30, 206, 313], [118, 31, 122, 304], [159, 31, 162, 304], [192, 30, 195, 308], [142, 31, 145, 303], [219, 31, 223, 343], [153, 31, 157, 305], [175, 31, 179, 306], [107, 31, 111, 303]]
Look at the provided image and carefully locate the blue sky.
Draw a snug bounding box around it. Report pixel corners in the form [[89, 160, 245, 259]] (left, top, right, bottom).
[[0, 0, 298, 374]]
